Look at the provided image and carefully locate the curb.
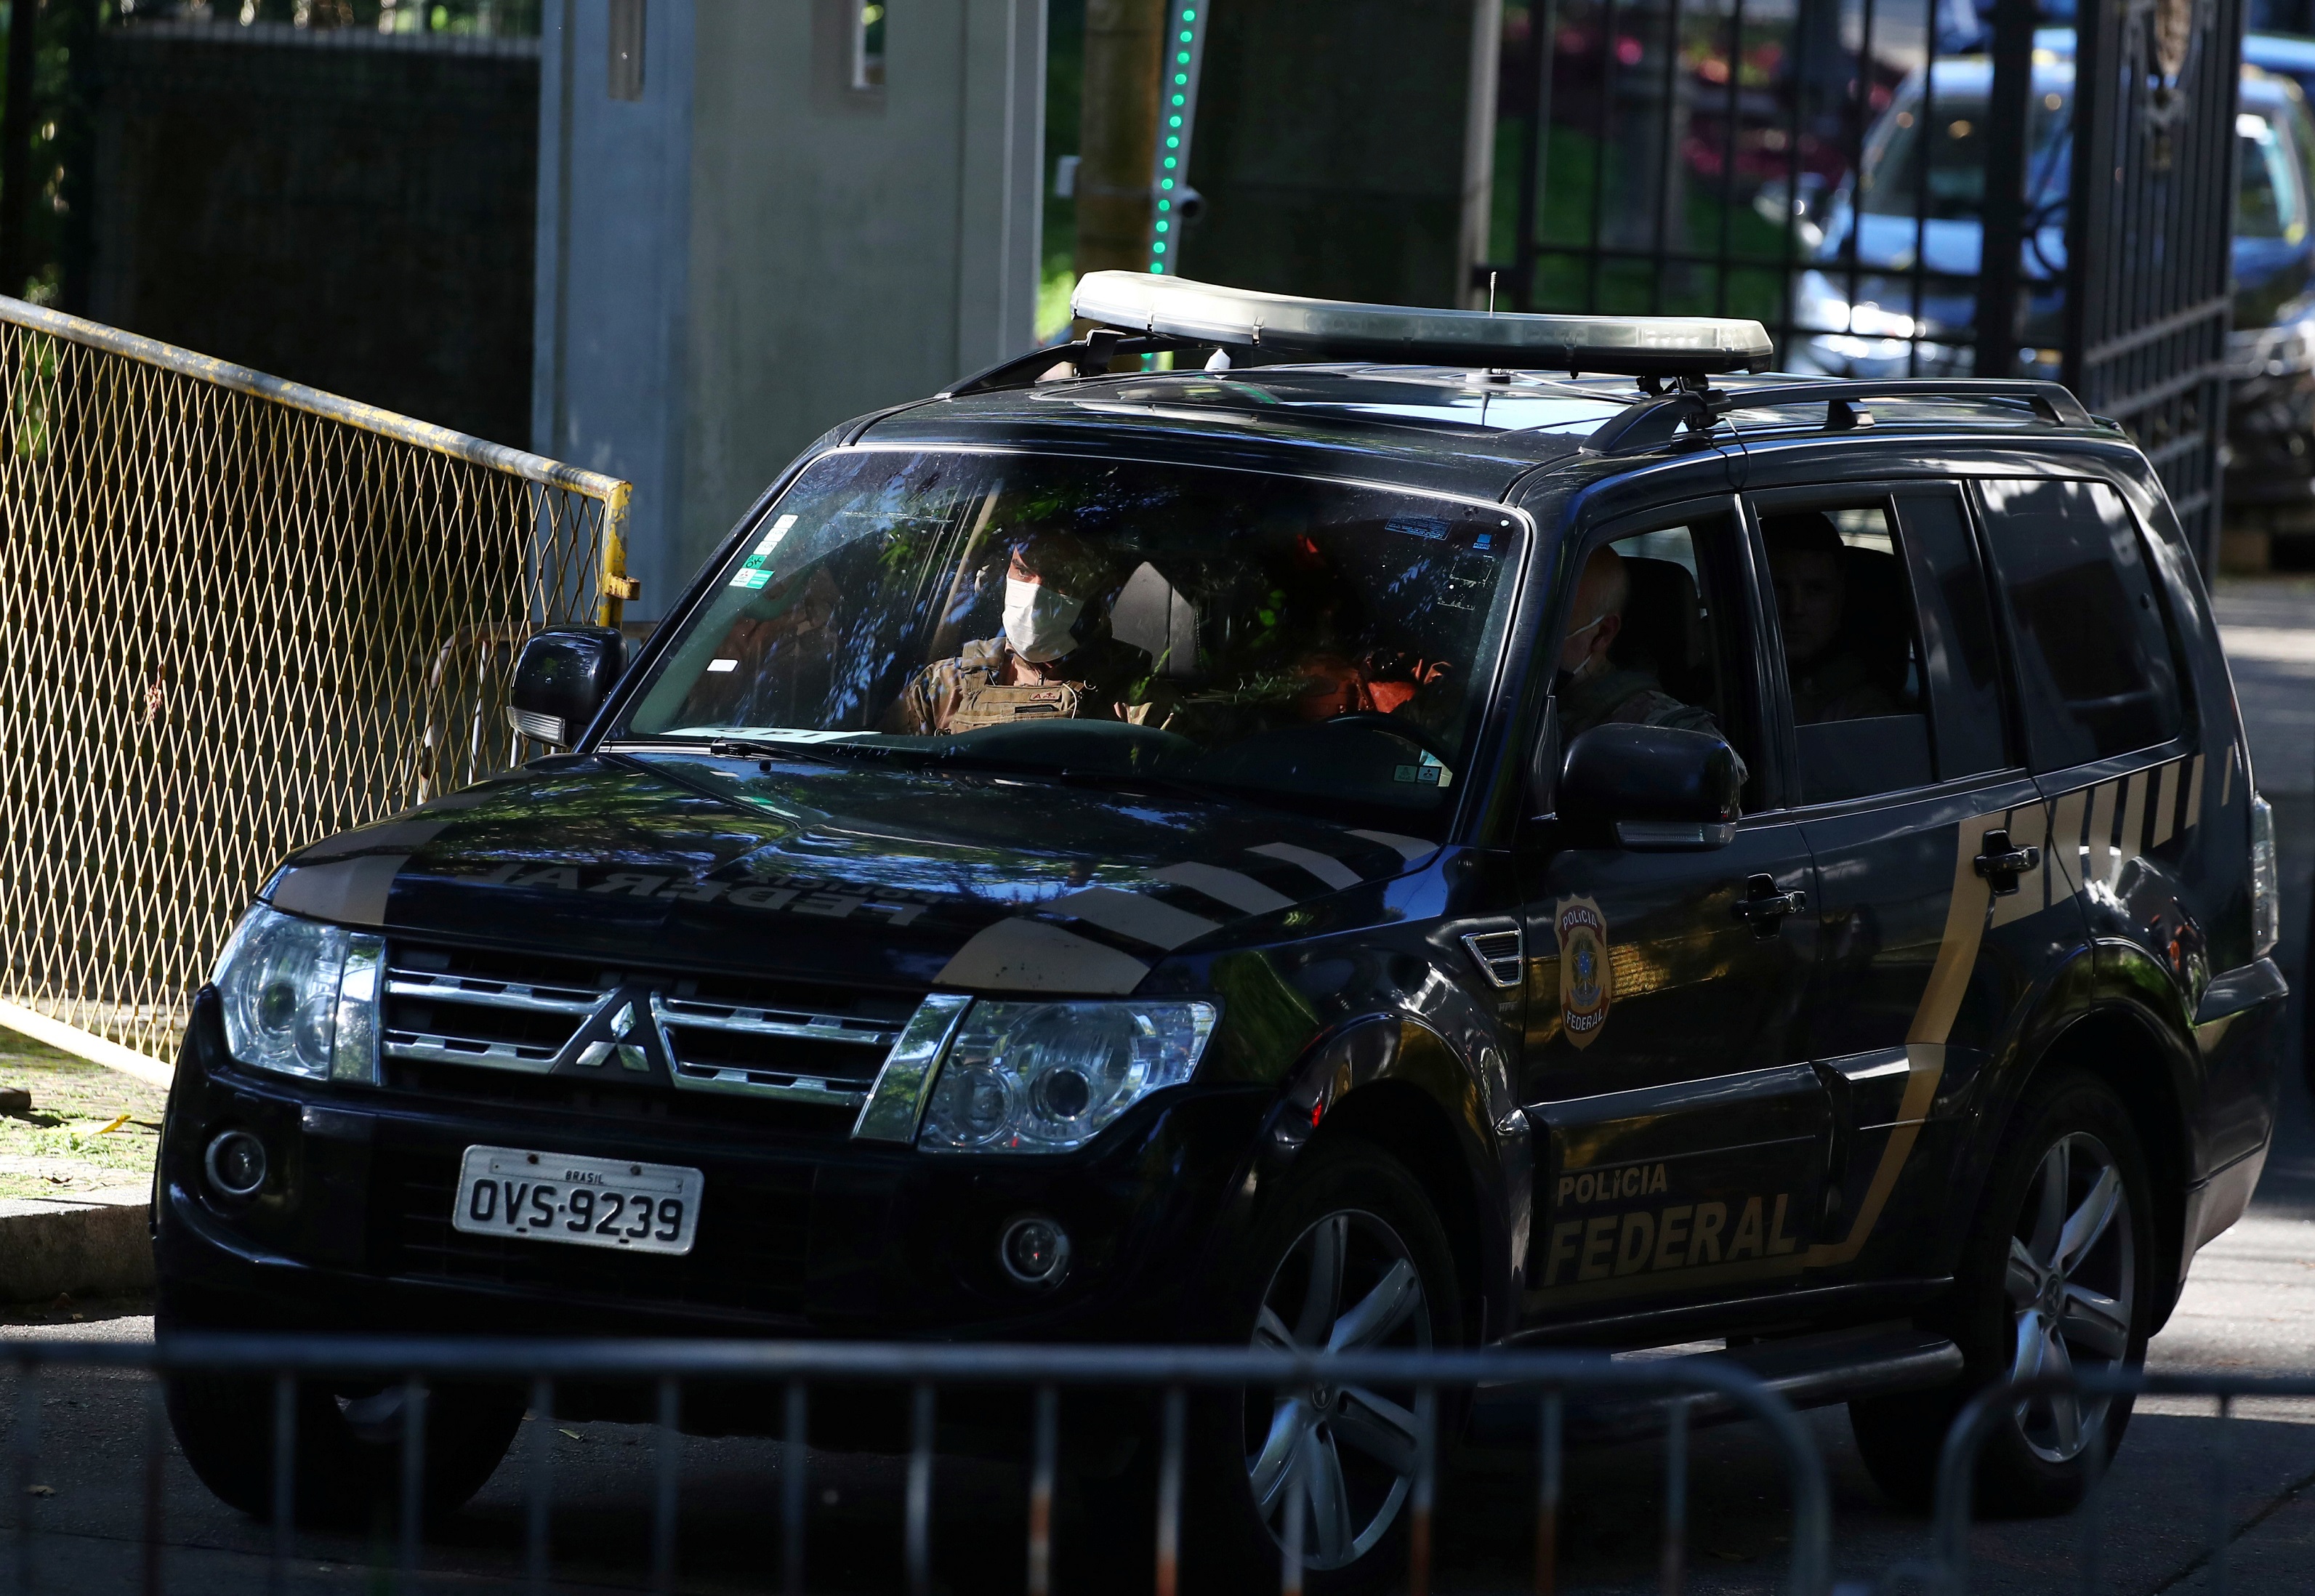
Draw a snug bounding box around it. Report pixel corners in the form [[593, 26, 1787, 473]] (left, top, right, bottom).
[[0, 1185, 153, 1304]]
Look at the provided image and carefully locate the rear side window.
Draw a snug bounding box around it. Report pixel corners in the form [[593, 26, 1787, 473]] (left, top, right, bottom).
[[1978, 479, 2182, 772], [1758, 501, 1933, 804]]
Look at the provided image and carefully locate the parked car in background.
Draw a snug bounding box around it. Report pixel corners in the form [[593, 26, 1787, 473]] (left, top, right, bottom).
[[1786, 44, 2315, 551], [2236, 34, 2315, 552]]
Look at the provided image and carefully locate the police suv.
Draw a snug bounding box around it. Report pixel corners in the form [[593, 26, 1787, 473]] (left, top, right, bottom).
[[158, 275, 2285, 1581]]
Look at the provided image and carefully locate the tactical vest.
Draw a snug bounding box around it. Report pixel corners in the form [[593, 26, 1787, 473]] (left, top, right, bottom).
[[948, 680, 1085, 732]]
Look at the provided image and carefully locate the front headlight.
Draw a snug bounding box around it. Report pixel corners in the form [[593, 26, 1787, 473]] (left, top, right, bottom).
[[212, 903, 383, 1081], [918, 1000, 1218, 1153]]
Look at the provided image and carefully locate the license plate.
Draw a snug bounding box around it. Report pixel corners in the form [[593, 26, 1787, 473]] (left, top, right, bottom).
[[451, 1145, 704, 1257]]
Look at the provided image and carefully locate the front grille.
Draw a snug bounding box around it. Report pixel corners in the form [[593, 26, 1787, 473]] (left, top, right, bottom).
[[377, 939, 920, 1116], [382, 942, 611, 1070], [374, 1142, 814, 1319]]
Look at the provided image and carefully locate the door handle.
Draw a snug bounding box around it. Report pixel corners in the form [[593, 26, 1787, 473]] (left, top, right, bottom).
[[1973, 829, 2043, 896], [1731, 872, 1808, 934]]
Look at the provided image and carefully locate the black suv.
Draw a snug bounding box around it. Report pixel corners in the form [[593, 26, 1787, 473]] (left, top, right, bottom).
[[156, 276, 2286, 1581]]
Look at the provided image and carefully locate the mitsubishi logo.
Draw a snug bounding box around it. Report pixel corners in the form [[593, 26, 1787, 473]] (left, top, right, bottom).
[[568, 989, 664, 1075]]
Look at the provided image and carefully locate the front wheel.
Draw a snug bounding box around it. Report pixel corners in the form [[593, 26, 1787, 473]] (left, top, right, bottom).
[[1851, 1071, 2151, 1515], [1187, 1140, 1462, 1592], [166, 1370, 525, 1528]]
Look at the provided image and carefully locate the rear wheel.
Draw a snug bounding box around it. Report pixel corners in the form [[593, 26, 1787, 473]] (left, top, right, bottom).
[[166, 1370, 525, 1528], [1851, 1071, 2149, 1515]]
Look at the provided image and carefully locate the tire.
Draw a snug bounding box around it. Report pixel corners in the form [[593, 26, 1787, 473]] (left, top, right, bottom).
[[1177, 1140, 1465, 1595], [2302, 887, 2315, 1101], [1851, 1071, 2151, 1515], [166, 1370, 526, 1528]]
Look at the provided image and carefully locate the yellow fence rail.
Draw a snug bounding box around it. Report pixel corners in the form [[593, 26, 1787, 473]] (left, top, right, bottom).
[[0, 297, 633, 1069]]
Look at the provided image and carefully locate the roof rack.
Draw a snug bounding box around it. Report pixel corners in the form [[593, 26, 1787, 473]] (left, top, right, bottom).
[[941, 328, 1199, 399], [1585, 378, 2098, 455], [1069, 272, 1774, 378]]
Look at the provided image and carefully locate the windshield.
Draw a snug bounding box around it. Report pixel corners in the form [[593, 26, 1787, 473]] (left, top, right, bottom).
[[616, 450, 1525, 831], [2237, 108, 2308, 241], [1859, 89, 2069, 219]]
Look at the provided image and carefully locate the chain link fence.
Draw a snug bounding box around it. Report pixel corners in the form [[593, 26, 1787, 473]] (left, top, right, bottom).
[[0, 297, 632, 1066]]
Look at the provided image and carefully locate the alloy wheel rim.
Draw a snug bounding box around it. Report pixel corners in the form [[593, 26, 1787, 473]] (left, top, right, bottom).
[[2005, 1130, 2135, 1464], [1244, 1209, 1431, 1571]]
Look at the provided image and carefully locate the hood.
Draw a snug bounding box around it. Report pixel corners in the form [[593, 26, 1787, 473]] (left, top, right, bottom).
[[260, 751, 1439, 997]]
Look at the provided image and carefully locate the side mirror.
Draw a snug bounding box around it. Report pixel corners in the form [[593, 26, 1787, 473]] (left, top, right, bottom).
[[1558, 722, 1741, 850], [508, 627, 624, 747]]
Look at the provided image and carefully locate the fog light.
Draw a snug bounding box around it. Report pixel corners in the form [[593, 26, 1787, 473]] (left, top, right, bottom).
[[998, 1214, 1071, 1289], [204, 1129, 267, 1198]]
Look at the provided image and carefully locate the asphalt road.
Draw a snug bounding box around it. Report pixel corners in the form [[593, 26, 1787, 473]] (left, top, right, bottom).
[[6, 576, 2315, 1595]]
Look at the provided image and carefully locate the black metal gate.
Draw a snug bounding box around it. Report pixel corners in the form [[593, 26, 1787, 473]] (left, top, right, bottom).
[[1488, 0, 2248, 563]]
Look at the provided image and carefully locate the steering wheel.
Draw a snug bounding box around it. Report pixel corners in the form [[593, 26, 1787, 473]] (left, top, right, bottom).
[[1321, 711, 1457, 768]]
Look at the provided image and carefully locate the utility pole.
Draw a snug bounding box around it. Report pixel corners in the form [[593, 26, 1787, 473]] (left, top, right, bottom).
[[0, 0, 38, 299], [1073, 0, 1161, 331]]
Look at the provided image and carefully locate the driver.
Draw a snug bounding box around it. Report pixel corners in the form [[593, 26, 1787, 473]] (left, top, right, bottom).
[[1555, 544, 1732, 743], [884, 531, 1151, 735]]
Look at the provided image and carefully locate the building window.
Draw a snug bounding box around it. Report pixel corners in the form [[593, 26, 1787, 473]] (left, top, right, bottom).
[[852, 1, 885, 89]]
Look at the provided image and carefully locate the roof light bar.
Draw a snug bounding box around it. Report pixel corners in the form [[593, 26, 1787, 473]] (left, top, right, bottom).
[[1071, 272, 1775, 377]]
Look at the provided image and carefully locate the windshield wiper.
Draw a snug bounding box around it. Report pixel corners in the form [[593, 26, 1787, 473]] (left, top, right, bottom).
[[600, 735, 853, 767]]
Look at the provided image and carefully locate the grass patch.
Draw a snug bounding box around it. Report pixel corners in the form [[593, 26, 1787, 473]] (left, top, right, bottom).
[[0, 1030, 164, 1202]]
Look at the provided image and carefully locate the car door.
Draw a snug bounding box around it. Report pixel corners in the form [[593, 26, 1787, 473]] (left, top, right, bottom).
[[1973, 477, 2251, 1170], [1516, 497, 1832, 1323], [1760, 480, 2075, 1287]]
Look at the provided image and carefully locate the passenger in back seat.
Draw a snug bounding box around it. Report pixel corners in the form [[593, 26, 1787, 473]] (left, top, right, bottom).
[[1762, 513, 1901, 724]]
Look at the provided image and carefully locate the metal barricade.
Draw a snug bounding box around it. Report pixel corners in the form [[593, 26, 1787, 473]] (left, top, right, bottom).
[[0, 1335, 1835, 1595], [1893, 1366, 2315, 1594], [0, 297, 632, 1065]]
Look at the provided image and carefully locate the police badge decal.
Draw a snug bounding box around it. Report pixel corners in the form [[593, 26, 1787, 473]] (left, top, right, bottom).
[[1555, 896, 1611, 1048]]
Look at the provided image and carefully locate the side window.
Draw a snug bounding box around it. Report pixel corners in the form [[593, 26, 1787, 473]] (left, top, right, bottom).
[[1891, 487, 2010, 780], [1979, 479, 2183, 772], [1759, 502, 1934, 804], [1556, 514, 1760, 805]]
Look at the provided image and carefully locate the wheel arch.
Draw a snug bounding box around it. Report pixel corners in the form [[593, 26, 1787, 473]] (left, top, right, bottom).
[[1998, 995, 2196, 1326], [1289, 1016, 1509, 1345]]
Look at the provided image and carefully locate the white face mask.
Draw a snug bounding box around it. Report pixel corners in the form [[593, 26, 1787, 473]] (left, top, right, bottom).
[[1002, 577, 1084, 663]]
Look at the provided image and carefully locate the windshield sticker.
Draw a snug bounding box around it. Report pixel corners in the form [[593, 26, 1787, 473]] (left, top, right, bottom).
[[706, 659, 738, 673], [1394, 751, 1453, 788], [1387, 516, 1449, 541], [728, 514, 801, 589], [1556, 896, 1611, 1048]]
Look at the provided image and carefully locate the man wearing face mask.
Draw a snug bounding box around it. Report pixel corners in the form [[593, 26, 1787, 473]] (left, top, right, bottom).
[[884, 531, 1151, 735], [1555, 544, 1735, 748]]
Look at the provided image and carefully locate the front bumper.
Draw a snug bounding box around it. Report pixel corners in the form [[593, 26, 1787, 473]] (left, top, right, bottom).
[[157, 990, 1271, 1347]]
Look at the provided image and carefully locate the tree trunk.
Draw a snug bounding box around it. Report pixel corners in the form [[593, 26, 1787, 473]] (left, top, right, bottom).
[[1074, 0, 1162, 326]]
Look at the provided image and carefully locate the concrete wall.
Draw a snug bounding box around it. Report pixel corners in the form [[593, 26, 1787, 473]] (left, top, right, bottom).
[[533, 0, 696, 617], [92, 24, 539, 447], [536, 0, 1045, 619]]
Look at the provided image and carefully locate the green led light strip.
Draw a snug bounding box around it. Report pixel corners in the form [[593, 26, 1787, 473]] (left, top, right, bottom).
[[1146, 1, 1209, 277]]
